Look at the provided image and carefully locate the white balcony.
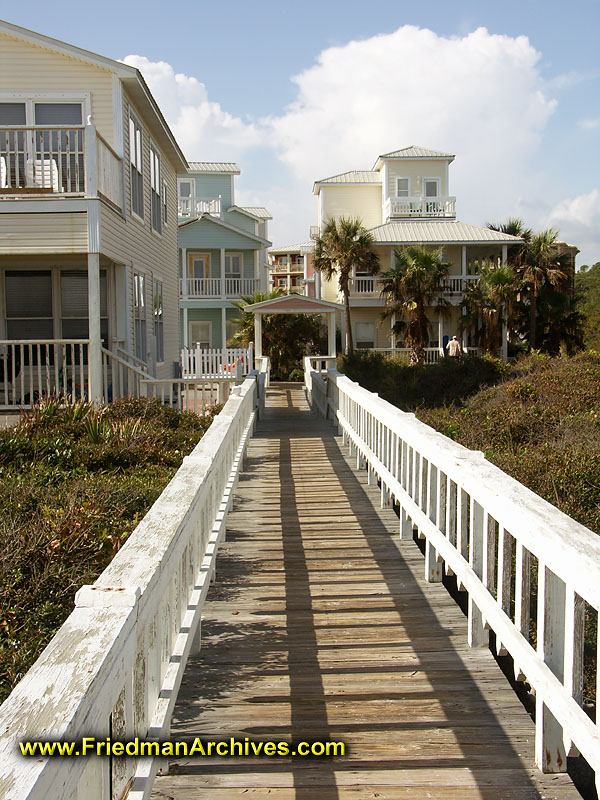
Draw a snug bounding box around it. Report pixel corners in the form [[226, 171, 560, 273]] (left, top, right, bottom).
[[384, 195, 456, 219], [347, 274, 480, 297], [178, 197, 221, 217], [0, 125, 123, 208], [180, 277, 260, 298]]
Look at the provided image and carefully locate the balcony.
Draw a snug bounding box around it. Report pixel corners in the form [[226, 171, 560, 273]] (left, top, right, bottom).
[[347, 274, 480, 297], [0, 126, 123, 209], [384, 195, 456, 220], [271, 262, 304, 273], [178, 197, 221, 217], [179, 277, 260, 298]]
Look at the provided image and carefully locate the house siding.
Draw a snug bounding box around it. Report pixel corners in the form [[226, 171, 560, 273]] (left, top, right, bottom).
[[96, 88, 180, 378], [0, 31, 115, 146], [190, 174, 233, 209], [0, 212, 88, 253], [320, 185, 382, 229], [179, 218, 261, 251], [225, 210, 255, 235], [386, 160, 448, 198]]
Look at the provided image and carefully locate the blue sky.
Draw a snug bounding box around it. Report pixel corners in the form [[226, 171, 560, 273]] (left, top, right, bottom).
[[3, 0, 600, 263]]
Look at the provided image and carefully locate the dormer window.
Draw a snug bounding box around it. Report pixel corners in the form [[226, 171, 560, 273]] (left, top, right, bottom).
[[396, 178, 409, 197], [424, 178, 440, 198]]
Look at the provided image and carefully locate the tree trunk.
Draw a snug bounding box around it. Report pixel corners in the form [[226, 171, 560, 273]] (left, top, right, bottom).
[[344, 289, 353, 353], [529, 291, 537, 350]]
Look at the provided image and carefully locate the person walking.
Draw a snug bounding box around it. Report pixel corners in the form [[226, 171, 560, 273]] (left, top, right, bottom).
[[446, 335, 462, 359]]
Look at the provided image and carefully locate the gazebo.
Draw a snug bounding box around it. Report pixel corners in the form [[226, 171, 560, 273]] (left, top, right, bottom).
[[243, 294, 345, 361]]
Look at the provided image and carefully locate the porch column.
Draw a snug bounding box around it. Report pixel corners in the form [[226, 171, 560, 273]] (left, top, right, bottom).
[[502, 245, 508, 264], [328, 311, 336, 358], [438, 312, 444, 356], [461, 245, 467, 276], [341, 310, 347, 353], [183, 306, 188, 348], [254, 249, 260, 291], [255, 313, 263, 359], [87, 252, 102, 403], [181, 247, 187, 297], [220, 248, 226, 299], [221, 307, 227, 349]]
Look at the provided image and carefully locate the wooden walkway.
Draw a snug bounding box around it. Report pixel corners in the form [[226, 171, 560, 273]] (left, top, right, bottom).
[[152, 385, 579, 800]]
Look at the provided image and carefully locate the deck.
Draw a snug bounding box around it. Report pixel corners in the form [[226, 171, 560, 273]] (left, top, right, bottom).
[[152, 384, 579, 799]]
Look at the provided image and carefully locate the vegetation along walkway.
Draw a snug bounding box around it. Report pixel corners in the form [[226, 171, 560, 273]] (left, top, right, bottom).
[[152, 384, 579, 800]]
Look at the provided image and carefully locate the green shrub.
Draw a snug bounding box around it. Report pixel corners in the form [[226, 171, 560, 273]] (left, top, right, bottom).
[[0, 396, 220, 701]]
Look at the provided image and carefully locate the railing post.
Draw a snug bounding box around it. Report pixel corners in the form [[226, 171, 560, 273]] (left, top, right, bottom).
[[468, 499, 488, 647], [535, 564, 567, 773]]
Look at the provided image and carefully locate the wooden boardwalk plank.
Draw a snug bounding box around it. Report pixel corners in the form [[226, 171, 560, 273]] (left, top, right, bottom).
[[152, 385, 579, 799]]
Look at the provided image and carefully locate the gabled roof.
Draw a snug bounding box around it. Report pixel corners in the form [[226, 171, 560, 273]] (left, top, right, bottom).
[[245, 294, 343, 314], [238, 206, 272, 220], [313, 170, 381, 194], [369, 220, 524, 245], [0, 20, 187, 171], [269, 241, 315, 254], [178, 213, 271, 246], [373, 146, 455, 170], [187, 162, 240, 174], [228, 205, 272, 221]]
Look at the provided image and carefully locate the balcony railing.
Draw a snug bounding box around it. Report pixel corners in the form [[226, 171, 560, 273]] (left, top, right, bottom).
[[0, 125, 123, 209], [178, 197, 221, 217], [271, 263, 304, 273], [348, 274, 480, 296], [0, 127, 85, 194], [384, 195, 456, 219], [180, 277, 260, 298]]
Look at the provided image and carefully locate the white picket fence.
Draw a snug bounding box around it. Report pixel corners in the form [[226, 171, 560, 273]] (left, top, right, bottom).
[[305, 358, 600, 789], [0, 368, 266, 800], [180, 345, 253, 380]]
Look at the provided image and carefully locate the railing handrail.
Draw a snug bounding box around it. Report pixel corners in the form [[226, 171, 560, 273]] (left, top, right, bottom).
[[0, 374, 260, 798], [306, 364, 600, 780]]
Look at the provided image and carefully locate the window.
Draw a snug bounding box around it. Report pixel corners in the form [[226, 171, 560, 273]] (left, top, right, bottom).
[[178, 180, 192, 199], [162, 180, 168, 225], [226, 316, 238, 344], [133, 271, 146, 361], [34, 103, 82, 126], [153, 279, 164, 363], [5, 271, 53, 339], [60, 270, 108, 342], [190, 321, 211, 348], [188, 254, 209, 279], [424, 178, 439, 198], [129, 113, 143, 219], [225, 254, 242, 278], [355, 322, 375, 349], [396, 177, 409, 197], [150, 144, 161, 233]]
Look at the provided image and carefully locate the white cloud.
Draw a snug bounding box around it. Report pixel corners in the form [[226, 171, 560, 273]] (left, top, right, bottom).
[[124, 26, 559, 247], [542, 190, 600, 266], [122, 55, 260, 159], [578, 118, 600, 131]]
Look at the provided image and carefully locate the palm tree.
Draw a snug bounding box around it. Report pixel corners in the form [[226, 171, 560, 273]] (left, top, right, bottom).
[[379, 246, 450, 365], [488, 220, 568, 349], [313, 217, 379, 353], [461, 261, 516, 355]]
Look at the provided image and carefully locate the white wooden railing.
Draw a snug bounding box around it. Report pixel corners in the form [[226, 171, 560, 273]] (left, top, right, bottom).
[[0, 370, 265, 799], [101, 347, 147, 402], [181, 345, 253, 379], [96, 134, 123, 209], [305, 363, 600, 787], [179, 277, 260, 298], [384, 195, 456, 219], [177, 197, 221, 217], [0, 127, 85, 193], [0, 340, 90, 408], [369, 347, 480, 363]]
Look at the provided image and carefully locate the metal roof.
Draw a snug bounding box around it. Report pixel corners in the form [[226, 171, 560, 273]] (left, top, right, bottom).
[[237, 206, 272, 219], [379, 146, 455, 160], [369, 220, 524, 245], [313, 170, 381, 191], [187, 162, 240, 174], [269, 242, 314, 254]]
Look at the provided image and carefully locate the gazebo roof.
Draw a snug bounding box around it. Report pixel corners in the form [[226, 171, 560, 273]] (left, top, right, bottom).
[[244, 295, 344, 314]]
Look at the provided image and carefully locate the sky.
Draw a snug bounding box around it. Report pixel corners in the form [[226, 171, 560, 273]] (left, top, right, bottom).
[[3, 0, 600, 264]]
